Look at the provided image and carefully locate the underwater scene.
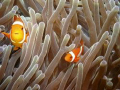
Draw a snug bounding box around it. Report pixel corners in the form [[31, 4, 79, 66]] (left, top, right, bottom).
[[0, 0, 120, 90]]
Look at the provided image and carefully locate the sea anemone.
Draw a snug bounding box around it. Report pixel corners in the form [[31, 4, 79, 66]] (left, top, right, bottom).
[[0, 0, 120, 90]]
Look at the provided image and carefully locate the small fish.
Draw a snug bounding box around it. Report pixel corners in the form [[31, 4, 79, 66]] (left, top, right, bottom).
[[1, 15, 29, 50], [64, 40, 84, 63]]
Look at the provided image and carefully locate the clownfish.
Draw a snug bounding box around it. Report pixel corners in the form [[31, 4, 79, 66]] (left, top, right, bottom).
[[64, 40, 84, 63], [1, 15, 29, 50]]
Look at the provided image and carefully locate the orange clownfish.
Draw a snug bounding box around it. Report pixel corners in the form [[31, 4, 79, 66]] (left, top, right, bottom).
[[1, 15, 29, 50], [65, 40, 84, 63]]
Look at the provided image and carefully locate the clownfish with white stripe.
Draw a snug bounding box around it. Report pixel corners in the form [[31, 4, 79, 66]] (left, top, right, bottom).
[[64, 40, 84, 63], [1, 15, 29, 50]]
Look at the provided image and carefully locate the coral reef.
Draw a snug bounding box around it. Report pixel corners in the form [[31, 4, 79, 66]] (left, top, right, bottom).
[[0, 0, 120, 90]]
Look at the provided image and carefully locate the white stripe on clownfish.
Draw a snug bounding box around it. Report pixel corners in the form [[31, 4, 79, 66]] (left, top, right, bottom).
[[19, 28, 26, 43], [77, 45, 83, 57], [69, 51, 75, 62], [13, 21, 24, 26]]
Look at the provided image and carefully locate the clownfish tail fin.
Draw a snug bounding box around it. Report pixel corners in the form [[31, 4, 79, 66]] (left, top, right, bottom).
[[13, 46, 19, 51]]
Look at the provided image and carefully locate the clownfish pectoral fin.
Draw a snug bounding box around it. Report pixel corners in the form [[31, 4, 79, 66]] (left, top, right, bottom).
[[74, 57, 80, 62], [25, 38, 27, 42], [26, 33, 29, 37], [25, 33, 29, 42], [13, 46, 19, 51], [1, 32, 10, 38]]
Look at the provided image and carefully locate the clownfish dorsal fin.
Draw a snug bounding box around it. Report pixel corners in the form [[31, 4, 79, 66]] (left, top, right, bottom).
[[13, 15, 23, 22], [13, 15, 18, 21], [80, 39, 84, 46]]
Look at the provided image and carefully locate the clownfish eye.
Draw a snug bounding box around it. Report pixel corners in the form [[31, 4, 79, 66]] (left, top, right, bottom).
[[21, 27, 23, 30], [70, 56, 72, 58]]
